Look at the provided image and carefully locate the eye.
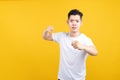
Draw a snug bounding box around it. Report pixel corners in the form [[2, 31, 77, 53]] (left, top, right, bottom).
[[70, 20, 74, 22]]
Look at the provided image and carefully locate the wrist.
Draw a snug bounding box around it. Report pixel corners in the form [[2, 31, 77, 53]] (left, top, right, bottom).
[[82, 46, 87, 50]]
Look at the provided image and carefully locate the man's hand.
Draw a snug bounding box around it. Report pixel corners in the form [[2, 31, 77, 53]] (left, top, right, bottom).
[[46, 26, 54, 33], [71, 41, 85, 50], [43, 26, 54, 41]]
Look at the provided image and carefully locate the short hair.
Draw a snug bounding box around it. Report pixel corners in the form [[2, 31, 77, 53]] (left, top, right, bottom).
[[68, 9, 83, 20]]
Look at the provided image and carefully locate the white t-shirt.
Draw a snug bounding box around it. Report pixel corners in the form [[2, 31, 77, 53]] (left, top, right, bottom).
[[52, 32, 94, 80]]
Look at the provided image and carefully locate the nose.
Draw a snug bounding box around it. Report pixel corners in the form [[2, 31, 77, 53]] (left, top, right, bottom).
[[72, 21, 76, 26], [73, 20, 76, 24]]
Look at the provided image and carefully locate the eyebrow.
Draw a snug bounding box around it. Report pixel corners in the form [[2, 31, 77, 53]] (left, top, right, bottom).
[[70, 19, 80, 21]]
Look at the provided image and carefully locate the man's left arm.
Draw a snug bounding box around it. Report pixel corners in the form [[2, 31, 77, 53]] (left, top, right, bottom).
[[71, 41, 98, 56]]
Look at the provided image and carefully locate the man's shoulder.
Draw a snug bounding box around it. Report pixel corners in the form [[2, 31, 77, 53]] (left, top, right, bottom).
[[80, 33, 91, 40]]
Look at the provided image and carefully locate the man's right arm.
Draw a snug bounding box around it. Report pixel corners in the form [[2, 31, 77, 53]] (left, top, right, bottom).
[[43, 26, 54, 41]]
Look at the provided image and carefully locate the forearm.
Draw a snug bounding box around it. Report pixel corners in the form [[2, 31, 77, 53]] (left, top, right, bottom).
[[83, 46, 98, 56]]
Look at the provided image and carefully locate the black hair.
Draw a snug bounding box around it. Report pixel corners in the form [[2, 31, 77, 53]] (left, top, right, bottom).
[[68, 9, 83, 20]]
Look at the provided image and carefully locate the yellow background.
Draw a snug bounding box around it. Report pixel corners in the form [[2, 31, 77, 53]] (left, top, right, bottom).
[[0, 0, 120, 80]]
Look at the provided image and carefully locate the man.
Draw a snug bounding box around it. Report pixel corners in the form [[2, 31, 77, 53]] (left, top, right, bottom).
[[43, 9, 98, 80]]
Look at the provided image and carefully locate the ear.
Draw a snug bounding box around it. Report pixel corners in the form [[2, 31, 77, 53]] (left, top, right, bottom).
[[66, 20, 69, 24], [80, 21, 83, 26]]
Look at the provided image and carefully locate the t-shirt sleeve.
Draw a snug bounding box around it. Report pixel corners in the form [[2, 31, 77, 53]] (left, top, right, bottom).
[[86, 38, 94, 46], [52, 32, 64, 43]]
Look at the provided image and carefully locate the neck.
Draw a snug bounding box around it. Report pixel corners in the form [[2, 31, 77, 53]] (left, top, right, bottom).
[[69, 31, 81, 37]]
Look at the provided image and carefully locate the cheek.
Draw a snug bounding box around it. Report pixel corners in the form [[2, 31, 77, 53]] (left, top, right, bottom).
[[77, 23, 81, 26], [68, 22, 72, 26]]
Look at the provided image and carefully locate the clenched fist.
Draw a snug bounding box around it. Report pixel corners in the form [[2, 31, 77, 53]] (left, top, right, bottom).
[[46, 26, 54, 33], [43, 26, 54, 41], [71, 41, 85, 50]]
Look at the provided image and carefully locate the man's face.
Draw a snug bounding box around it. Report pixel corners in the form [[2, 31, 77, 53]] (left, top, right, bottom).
[[67, 15, 82, 33]]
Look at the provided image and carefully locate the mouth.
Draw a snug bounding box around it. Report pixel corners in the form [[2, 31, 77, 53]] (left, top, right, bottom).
[[72, 27, 77, 30]]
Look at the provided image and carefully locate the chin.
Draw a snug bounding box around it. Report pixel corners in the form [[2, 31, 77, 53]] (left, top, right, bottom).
[[71, 30, 78, 33]]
